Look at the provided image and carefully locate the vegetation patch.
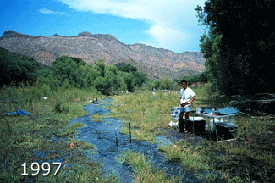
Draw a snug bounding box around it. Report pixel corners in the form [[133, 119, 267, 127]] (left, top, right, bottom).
[[91, 114, 105, 122], [0, 86, 119, 182], [56, 122, 86, 137], [118, 150, 183, 182]]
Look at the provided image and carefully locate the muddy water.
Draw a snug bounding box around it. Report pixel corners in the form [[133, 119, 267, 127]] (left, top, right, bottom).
[[68, 97, 210, 182]]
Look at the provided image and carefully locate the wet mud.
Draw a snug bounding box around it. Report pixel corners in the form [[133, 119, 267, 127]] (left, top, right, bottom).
[[69, 97, 214, 182]]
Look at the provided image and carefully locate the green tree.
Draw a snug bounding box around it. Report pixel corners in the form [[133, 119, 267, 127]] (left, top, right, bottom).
[[40, 56, 91, 89], [197, 26, 223, 92], [117, 63, 147, 88], [71, 57, 87, 66], [51, 56, 79, 87], [133, 71, 147, 87], [94, 76, 106, 94], [120, 71, 135, 92], [94, 58, 105, 77], [196, 0, 275, 95], [161, 76, 170, 90], [0, 48, 40, 86], [75, 64, 96, 88], [103, 65, 119, 95], [37, 67, 59, 90], [118, 64, 137, 73], [171, 81, 179, 90], [153, 80, 161, 90], [93, 60, 125, 95]]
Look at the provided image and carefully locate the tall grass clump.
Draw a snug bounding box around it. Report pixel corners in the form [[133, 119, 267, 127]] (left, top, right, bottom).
[[110, 90, 179, 142], [118, 149, 184, 182]]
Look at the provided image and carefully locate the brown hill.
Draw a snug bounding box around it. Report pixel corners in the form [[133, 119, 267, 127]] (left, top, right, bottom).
[[0, 30, 205, 80]]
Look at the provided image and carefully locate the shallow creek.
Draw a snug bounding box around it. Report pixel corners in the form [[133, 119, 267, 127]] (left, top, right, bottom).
[[68, 97, 213, 182]]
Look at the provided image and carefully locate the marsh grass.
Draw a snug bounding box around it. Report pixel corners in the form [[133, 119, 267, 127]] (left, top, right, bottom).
[[110, 91, 178, 142], [57, 122, 86, 137], [0, 85, 119, 182], [91, 114, 105, 122], [118, 149, 184, 182], [110, 83, 275, 182]]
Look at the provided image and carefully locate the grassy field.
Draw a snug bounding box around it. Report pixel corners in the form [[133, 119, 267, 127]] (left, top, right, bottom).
[[1, 83, 274, 182], [110, 82, 275, 182], [0, 85, 119, 182]]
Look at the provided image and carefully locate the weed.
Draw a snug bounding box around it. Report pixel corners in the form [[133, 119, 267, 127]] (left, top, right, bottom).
[[57, 122, 85, 138], [118, 150, 183, 182], [53, 102, 69, 113], [91, 114, 105, 122]]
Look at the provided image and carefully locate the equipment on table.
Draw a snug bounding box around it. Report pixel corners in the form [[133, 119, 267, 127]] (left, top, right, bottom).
[[194, 107, 239, 141], [170, 106, 239, 141]]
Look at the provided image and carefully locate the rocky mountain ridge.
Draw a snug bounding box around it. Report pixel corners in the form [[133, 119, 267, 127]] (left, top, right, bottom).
[[0, 30, 205, 80]]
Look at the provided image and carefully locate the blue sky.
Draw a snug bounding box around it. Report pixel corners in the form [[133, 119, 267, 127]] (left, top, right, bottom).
[[0, 0, 208, 53]]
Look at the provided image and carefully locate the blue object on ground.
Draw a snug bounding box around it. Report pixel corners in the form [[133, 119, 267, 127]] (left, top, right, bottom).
[[7, 110, 30, 115], [203, 109, 216, 114], [217, 107, 239, 115]]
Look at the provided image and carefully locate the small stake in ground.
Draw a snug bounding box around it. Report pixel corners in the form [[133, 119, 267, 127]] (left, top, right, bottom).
[[115, 131, 118, 147], [129, 122, 131, 143]]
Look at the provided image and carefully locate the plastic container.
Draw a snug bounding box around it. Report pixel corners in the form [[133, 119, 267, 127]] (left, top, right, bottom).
[[196, 108, 202, 113]]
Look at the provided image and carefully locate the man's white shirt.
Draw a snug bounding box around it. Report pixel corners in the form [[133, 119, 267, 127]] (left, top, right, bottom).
[[180, 87, 195, 108]]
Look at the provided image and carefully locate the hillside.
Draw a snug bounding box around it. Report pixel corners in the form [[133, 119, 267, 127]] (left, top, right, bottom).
[[0, 30, 205, 80]]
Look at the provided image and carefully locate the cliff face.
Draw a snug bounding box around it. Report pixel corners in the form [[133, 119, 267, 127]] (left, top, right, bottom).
[[0, 31, 205, 80]]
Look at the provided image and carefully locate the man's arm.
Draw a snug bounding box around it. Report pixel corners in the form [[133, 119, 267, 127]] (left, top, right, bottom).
[[181, 96, 195, 107], [190, 95, 196, 103]]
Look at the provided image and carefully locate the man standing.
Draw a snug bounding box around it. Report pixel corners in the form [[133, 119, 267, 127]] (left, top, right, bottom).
[[179, 80, 196, 132]]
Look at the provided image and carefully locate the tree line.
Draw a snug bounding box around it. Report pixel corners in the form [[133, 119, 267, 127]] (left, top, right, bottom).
[[34, 56, 148, 95], [0, 47, 208, 94], [195, 0, 275, 95]]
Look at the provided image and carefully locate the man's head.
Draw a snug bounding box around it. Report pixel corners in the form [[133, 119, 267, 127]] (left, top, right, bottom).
[[181, 80, 187, 89]]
